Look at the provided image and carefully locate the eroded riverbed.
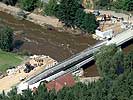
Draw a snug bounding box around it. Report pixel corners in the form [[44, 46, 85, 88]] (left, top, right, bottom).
[[0, 11, 132, 77], [0, 11, 97, 61]]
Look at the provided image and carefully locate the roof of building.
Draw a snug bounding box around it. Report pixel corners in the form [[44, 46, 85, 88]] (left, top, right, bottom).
[[45, 73, 75, 92]]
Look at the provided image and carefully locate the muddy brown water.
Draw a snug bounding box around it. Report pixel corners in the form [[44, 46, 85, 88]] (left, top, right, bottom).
[[0, 11, 97, 61], [0, 11, 99, 76], [0, 11, 132, 77]]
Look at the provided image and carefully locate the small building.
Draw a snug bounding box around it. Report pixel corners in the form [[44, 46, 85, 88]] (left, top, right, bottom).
[[45, 73, 75, 92], [95, 29, 113, 39]]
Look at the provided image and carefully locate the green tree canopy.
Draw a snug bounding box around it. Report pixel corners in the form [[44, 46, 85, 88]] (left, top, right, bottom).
[[94, 44, 118, 77], [19, 0, 39, 11], [56, 0, 82, 28], [94, 0, 111, 9], [114, 0, 133, 11], [44, 0, 58, 16], [44, 0, 98, 33], [81, 13, 98, 33], [0, 0, 18, 6], [0, 26, 13, 51]]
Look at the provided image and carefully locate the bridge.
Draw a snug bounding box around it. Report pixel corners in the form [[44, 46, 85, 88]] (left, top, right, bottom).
[[107, 29, 133, 46], [17, 29, 133, 92]]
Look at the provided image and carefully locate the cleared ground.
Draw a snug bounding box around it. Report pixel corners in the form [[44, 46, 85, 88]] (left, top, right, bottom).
[[0, 57, 55, 92], [0, 50, 23, 72]]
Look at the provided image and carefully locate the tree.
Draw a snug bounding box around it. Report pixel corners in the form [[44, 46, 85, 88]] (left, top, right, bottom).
[[19, 0, 39, 11], [125, 0, 133, 11], [0, 0, 18, 6], [94, 0, 111, 9], [55, 0, 98, 33], [99, 0, 110, 7], [44, 0, 58, 16], [113, 0, 126, 10], [21, 88, 33, 100], [109, 71, 133, 100], [94, 44, 118, 77], [42, 0, 99, 33], [124, 51, 133, 71], [7, 87, 22, 100], [74, 8, 86, 28], [0, 26, 13, 51], [56, 0, 83, 28], [113, 0, 133, 11], [81, 13, 98, 33]]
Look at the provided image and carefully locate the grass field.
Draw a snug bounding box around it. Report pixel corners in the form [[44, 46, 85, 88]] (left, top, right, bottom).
[[0, 50, 23, 72]]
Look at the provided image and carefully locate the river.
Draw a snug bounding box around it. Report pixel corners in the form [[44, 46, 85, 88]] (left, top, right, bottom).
[[0, 11, 132, 77], [0, 11, 97, 61]]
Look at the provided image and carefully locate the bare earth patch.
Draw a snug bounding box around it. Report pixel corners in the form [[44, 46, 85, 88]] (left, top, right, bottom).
[[0, 57, 55, 92]]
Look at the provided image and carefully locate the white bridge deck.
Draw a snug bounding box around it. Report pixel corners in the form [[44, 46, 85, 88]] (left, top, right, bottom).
[[17, 29, 133, 92], [107, 29, 133, 46]]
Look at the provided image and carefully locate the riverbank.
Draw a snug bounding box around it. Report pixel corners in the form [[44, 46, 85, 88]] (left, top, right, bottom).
[[0, 2, 85, 35], [0, 11, 98, 61], [0, 2, 62, 28]]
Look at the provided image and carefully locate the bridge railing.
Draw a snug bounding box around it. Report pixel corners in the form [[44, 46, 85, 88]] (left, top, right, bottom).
[[26, 29, 133, 84], [25, 40, 107, 82], [117, 36, 133, 46]]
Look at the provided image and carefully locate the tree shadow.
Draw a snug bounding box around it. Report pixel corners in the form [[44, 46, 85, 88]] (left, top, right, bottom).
[[81, 60, 95, 69], [121, 39, 133, 49], [13, 40, 24, 50]]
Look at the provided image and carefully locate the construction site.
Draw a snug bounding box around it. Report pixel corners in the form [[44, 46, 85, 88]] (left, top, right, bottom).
[[0, 55, 57, 92], [84, 9, 132, 40]]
